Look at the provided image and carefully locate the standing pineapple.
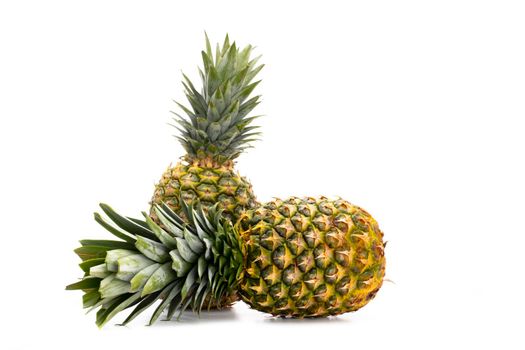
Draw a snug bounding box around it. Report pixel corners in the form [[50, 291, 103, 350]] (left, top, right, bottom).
[[66, 197, 385, 326], [151, 34, 263, 223]]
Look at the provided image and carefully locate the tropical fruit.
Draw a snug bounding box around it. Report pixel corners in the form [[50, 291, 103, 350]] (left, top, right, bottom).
[[66, 197, 385, 326], [150, 34, 263, 224], [237, 197, 385, 317]]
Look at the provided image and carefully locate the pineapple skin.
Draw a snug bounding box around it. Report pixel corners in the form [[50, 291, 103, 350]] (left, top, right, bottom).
[[150, 159, 257, 223], [237, 197, 386, 317]]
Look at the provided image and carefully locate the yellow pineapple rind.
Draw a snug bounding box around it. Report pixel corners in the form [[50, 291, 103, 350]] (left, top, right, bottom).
[[150, 160, 257, 223], [238, 196, 386, 317]]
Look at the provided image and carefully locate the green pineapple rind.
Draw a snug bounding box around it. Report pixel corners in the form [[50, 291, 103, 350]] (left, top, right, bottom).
[[150, 161, 258, 224]]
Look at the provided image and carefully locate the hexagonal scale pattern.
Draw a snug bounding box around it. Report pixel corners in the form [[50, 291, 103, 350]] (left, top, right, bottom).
[[238, 197, 386, 317]]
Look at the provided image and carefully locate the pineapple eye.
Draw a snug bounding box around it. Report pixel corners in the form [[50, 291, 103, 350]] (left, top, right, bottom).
[[334, 248, 351, 267], [303, 268, 319, 291], [312, 214, 330, 231], [324, 229, 343, 248], [335, 276, 351, 296], [297, 204, 311, 217], [286, 232, 306, 256], [259, 228, 280, 250], [288, 282, 305, 300], [282, 264, 299, 286], [314, 245, 329, 269], [314, 285, 328, 300], [334, 214, 352, 232], [278, 205, 291, 217], [296, 250, 315, 273], [303, 227, 320, 248], [271, 245, 286, 269], [268, 282, 283, 299], [273, 298, 290, 312], [291, 214, 309, 232], [323, 263, 338, 284], [318, 201, 335, 215]]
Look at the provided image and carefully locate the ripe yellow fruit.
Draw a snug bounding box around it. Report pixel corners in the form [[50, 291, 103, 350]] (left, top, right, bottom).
[[238, 197, 385, 317]]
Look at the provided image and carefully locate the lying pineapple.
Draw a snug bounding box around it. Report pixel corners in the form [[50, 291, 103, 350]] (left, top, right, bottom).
[[238, 197, 385, 316], [66, 197, 385, 326], [150, 34, 264, 307]]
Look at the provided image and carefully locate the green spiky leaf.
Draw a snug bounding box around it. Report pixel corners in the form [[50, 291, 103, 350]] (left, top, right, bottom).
[[141, 262, 176, 297], [135, 236, 169, 263], [172, 34, 263, 162], [68, 199, 244, 326], [66, 277, 101, 291]]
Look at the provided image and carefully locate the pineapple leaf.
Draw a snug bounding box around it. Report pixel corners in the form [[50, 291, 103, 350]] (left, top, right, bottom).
[[207, 122, 221, 141], [79, 258, 106, 273], [120, 290, 162, 326], [94, 212, 136, 244], [95, 294, 132, 328], [204, 32, 213, 58], [197, 256, 207, 278], [74, 246, 111, 261], [143, 213, 177, 249], [183, 227, 205, 254], [169, 249, 192, 276], [135, 236, 170, 263], [79, 239, 135, 250], [66, 277, 101, 291], [106, 249, 137, 272], [90, 263, 111, 279], [193, 279, 210, 313], [98, 292, 142, 328], [166, 293, 183, 321], [82, 291, 101, 308], [142, 262, 176, 297], [153, 206, 184, 238], [116, 254, 155, 281], [177, 287, 197, 320], [181, 265, 198, 300], [127, 217, 150, 230], [130, 263, 160, 292], [174, 34, 263, 161], [197, 281, 211, 313], [149, 280, 182, 325], [175, 236, 198, 263], [99, 204, 158, 242], [99, 275, 131, 299]]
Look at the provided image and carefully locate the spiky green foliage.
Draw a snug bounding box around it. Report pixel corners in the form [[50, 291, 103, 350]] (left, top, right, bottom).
[[66, 202, 243, 327], [173, 34, 264, 162]]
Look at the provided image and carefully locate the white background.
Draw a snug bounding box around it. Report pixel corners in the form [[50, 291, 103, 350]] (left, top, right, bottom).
[[1, 1, 524, 349]]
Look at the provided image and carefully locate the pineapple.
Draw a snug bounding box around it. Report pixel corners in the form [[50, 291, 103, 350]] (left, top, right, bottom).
[[151, 34, 263, 224], [237, 197, 385, 317], [66, 197, 385, 326]]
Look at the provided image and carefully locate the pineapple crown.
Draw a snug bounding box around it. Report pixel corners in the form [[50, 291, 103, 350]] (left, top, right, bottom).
[[173, 34, 264, 164], [66, 201, 244, 327]]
